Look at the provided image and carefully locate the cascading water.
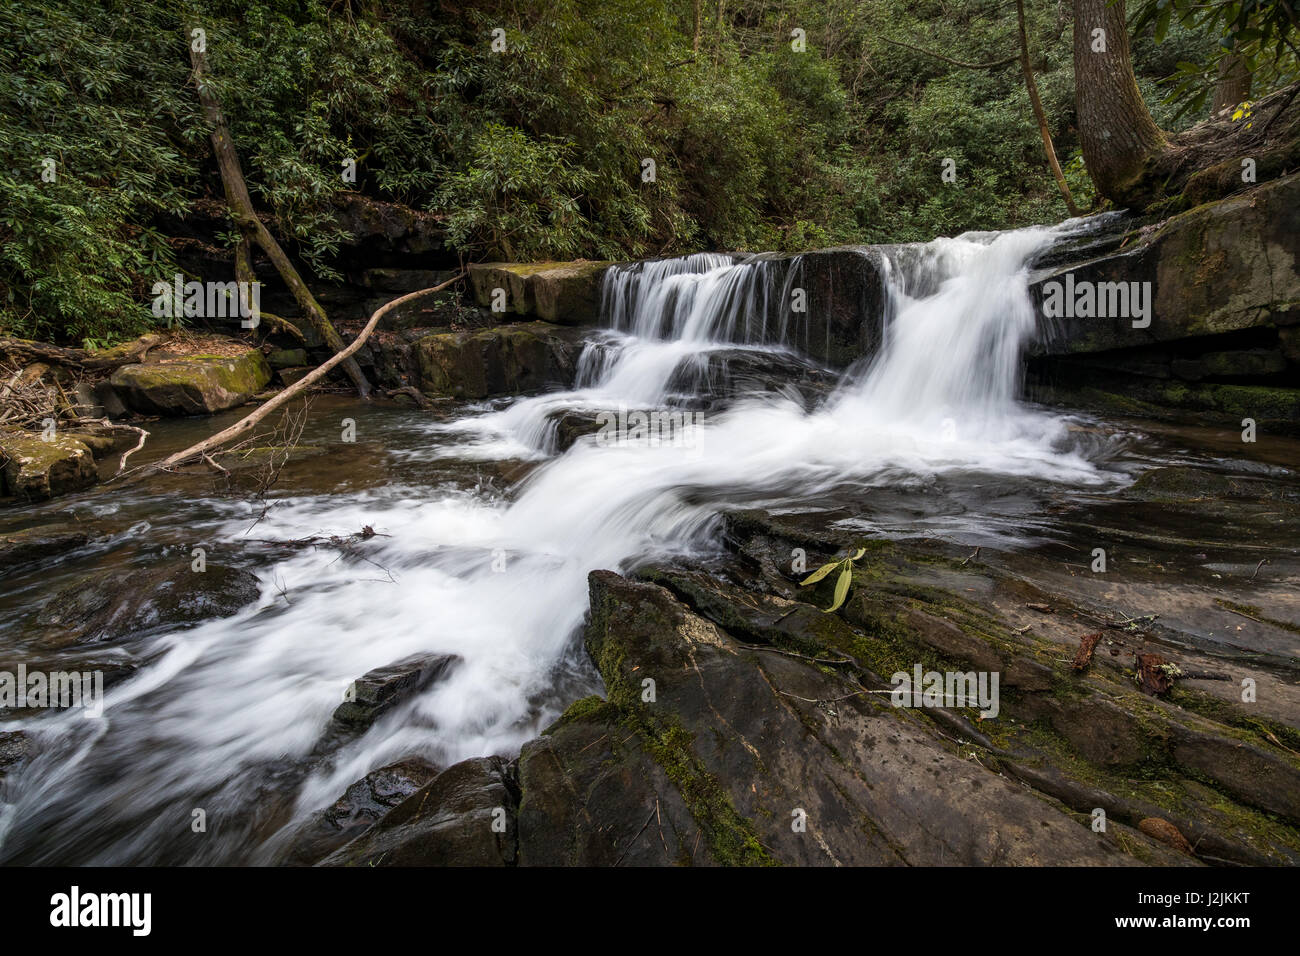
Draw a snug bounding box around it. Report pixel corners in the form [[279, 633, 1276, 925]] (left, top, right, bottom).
[[0, 221, 1120, 865]]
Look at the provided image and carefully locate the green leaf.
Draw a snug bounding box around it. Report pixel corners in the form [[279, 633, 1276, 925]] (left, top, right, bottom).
[[800, 561, 840, 586], [824, 566, 853, 614]]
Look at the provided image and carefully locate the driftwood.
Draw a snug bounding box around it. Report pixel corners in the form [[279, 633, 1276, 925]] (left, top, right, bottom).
[[114, 274, 463, 484], [0, 334, 161, 371]]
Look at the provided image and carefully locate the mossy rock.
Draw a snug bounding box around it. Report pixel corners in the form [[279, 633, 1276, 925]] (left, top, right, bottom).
[[467, 260, 613, 325], [0, 429, 97, 501], [109, 348, 271, 415], [413, 321, 581, 398]]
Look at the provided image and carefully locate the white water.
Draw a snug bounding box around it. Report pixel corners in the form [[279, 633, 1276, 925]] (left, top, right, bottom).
[[0, 222, 1117, 864]]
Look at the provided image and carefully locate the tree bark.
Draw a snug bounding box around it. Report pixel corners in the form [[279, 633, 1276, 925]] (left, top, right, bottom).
[[1211, 52, 1252, 116], [1072, 0, 1167, 205], [188, 37, 372, 398], [1017, 0, 1080, 215]]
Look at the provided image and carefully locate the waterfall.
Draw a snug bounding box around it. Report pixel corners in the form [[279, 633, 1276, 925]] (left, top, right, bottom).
[[0, 222, 1115, 865]]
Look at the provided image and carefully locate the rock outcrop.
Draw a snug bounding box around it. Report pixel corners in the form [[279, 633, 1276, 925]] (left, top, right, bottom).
[[468, 261, 612, 325], [1027, 172, 1300, 428], [414, 321, 585, 399]]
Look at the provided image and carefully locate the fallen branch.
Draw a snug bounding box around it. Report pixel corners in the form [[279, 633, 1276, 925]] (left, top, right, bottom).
[[112, 274, 463, 485]]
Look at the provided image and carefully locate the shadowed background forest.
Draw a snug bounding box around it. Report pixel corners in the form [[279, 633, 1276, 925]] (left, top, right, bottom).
[[0, 0, 1276, 344]]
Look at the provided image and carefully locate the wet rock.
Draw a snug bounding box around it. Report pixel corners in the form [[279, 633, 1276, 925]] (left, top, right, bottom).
[[109, 347, 271, 415], [0, 523, 91, 574], [332, 653, 460, 729], [0, 730, 28, 776], [0, 429, 97, 500], [414, 322, 584, 399], [319, 756, 518, 866], [276, 758, 440, 865], [517, 700, 706, 865], [29, 564, 261, 649], [519, 569, 1157, 866], [0, 648, 143, 718], [468, 261, 612, 325]]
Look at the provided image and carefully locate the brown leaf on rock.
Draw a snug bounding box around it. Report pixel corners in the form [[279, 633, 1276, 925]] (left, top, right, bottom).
[[1138, 817, 1194, 855], [1072, 632, 1103, 671]]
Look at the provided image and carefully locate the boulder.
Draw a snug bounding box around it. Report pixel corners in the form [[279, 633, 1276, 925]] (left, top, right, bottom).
[[319, 756, 518, 866], [275, 758, 441, 865], [109, 347, 271, 415], [414, 322, 584, 399], [0, 429, 97, 500], [29, 563, 261, 649], [513, 570, 1159, 866], [468, 261, 613, 325]]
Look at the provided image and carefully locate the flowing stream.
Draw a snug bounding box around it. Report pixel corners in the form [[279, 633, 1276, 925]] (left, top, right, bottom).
[[0, 221, 1133, 864]]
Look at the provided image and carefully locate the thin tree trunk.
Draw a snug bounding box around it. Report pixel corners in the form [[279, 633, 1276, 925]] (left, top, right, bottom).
[[1211, 52, 1252, 115], [1072, 0, 1167, 205], [188, 37, 372, 398], [1017, 0, 1079, 215], [693, 0, 702, 53]]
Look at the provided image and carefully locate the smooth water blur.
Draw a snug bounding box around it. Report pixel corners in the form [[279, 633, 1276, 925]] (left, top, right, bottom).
[[0, 222, 1130, 864]]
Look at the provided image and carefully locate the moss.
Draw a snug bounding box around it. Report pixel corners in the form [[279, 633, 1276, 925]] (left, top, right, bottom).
[[639, 718, 776, 867], [1214, 598, 1300, 637]]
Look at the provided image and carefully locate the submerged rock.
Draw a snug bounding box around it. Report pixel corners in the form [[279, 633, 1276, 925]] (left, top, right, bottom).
[[110, 346, 271, 415], [0, 429, 97, 500], [29, 563, 261, 649], [0, 523, 92, 574]]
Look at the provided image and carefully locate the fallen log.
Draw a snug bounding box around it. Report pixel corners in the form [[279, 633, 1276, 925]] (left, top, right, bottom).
[[113, 274, 463, 484]]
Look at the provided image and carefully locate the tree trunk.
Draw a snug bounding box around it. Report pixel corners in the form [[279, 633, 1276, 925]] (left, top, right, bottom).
[[1211, 52, 1252, 115], [693, 0, 702, 53], [1018, 0, 1080, 215], [1072, 0, 1167, 205], [188, 38, 372, 398]]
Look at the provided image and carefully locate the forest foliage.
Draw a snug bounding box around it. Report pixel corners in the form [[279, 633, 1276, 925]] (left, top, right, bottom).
[[0, 0, 1277, 344]]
